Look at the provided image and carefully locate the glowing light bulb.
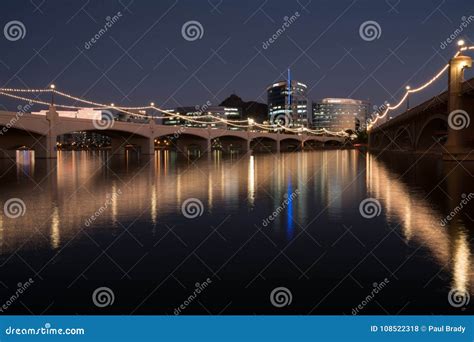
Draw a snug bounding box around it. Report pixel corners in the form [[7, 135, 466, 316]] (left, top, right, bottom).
[[50, 84, 56, 89], [457, 40, 465, 47]]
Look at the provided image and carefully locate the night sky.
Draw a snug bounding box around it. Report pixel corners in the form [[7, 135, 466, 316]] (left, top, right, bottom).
[[0, 0, 473, 117]]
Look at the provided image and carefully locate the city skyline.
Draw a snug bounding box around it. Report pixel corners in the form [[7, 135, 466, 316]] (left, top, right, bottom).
[[0, 1, 473, 339], [0, 0, 473, 119]]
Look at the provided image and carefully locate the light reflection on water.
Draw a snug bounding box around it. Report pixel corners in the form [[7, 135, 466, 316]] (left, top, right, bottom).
[[0, 149, 472, 313]]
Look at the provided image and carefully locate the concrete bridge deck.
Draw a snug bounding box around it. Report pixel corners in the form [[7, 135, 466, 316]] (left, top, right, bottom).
[[0, 109, 345, 159], [369, 69, 474, 161]]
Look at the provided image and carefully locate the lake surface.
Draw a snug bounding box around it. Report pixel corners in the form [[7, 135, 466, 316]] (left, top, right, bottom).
[[0, 150, 472, 315]]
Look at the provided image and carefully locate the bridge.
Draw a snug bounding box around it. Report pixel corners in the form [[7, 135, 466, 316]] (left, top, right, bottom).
[[369, 52, 474, 161], [0, 109, 345, 159]]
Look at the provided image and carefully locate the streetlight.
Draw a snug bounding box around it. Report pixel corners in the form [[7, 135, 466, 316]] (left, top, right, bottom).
[[248, 118, 255, 132], [405, 85, 411, 110], [50, 84, 56, 106]]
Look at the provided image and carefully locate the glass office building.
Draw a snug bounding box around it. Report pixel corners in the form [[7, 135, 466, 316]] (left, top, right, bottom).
[[312, 98, 370, 132], [267, 80, 309, 128]]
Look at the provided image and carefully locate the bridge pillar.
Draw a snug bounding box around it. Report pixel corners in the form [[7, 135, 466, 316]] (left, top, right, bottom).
[[246, 138, 251, 153], [35, 106, 58, 159], [138, 137, 155, 155], [444, 54, 473, 161], [110, 137, 126, 156]]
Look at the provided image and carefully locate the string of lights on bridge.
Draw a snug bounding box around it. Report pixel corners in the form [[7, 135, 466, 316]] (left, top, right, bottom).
[[367, 41, 474, 130], [0, 86, 348, 137], [2, 41, 472, 136]]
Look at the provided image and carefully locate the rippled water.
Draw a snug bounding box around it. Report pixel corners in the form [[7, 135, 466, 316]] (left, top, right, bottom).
[[0, 150, 472, 314]]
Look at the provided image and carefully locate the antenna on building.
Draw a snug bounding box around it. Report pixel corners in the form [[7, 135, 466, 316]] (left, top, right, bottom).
[[287, 68, 291, 108]]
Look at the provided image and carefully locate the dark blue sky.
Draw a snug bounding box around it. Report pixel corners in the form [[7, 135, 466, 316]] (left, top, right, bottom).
[[0, 0, 473, 116]]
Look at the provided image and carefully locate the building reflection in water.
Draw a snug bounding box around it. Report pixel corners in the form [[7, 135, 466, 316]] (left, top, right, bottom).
[[1, 150, 472, 300], [366, 153, 472, 297]]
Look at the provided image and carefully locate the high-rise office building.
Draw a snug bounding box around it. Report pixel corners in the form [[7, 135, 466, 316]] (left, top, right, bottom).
[[312, 98, 370, 132], [267, 77, 309, 128]]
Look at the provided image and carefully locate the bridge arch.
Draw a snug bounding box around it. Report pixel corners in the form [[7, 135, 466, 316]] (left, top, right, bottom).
[[155, 132, 210, 155], [324, 139, 344, 147], [250, 136, 278, 153], [415, 114, 447, 151], [392, 126, 414, 151], [280, 137, 302, 152], [210, 132, 248, 153]]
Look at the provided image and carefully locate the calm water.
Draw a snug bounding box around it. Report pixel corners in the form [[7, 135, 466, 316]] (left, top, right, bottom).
[[0, 150, 472, 315]]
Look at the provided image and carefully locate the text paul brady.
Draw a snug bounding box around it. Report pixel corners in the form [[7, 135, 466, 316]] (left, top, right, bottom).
[[429, 325, 465, 334]]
